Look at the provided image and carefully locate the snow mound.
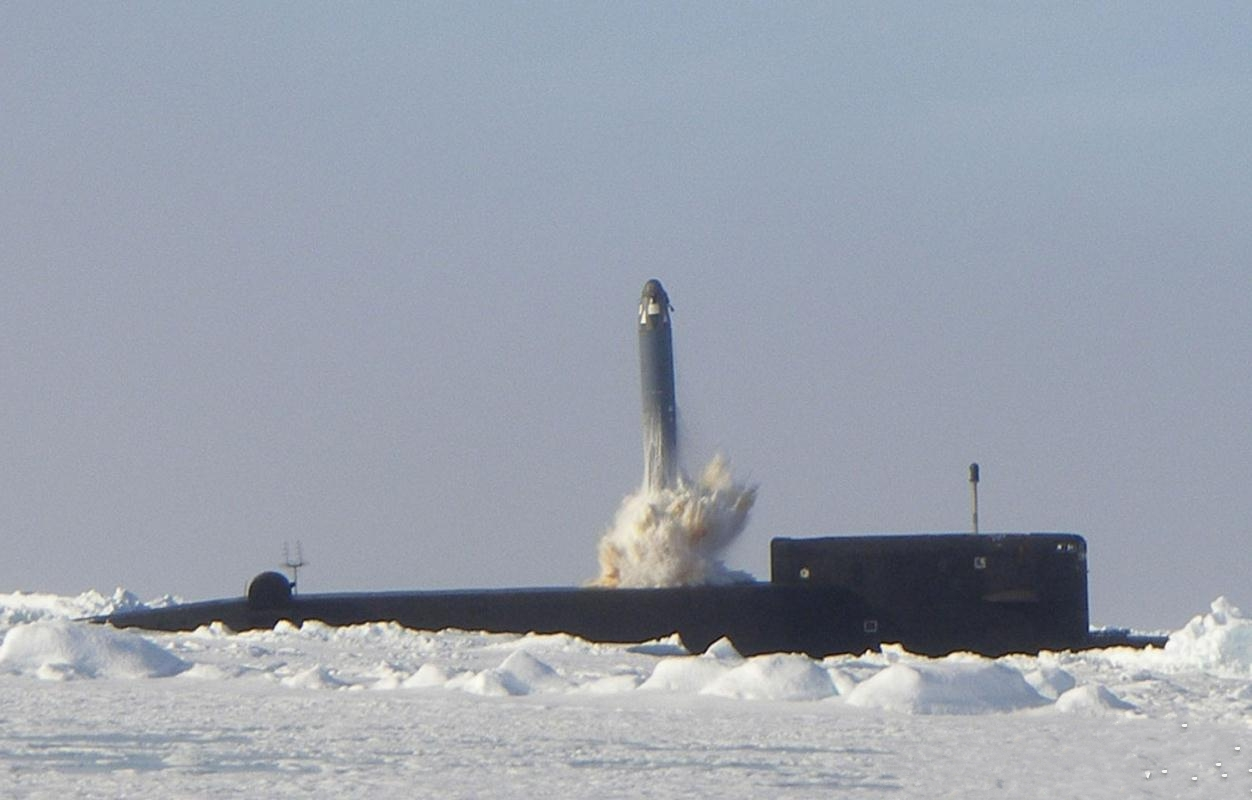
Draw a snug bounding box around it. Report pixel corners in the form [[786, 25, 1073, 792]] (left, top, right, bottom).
[[179, 663, 238, 680], [625, 635, 687, 656], [458, 669, 516, 696], [702, 653, 836, 701], [496, 650, 568, 693], [575, 673, 644, 694], [1023, 664, 1077, 700], [1163, 597, 1252, 673], [190, 622, 235, 639], [639, 637, 747, 692], [824, 666, 859, 696], [330, 620, 414, 644], [282, 665, 349, 690], [455, 651, 568, 696], [366, 663, 410, 690], [404, 663, 455, 688], [0, 620, 189, 680], [496, 631, 606, 655], [640, 655, 732, 693], [1054, 684, 1136, 714], [845, 660, 1047, 714], [0, 588, 150, 629], [702, 636, 744, 663]]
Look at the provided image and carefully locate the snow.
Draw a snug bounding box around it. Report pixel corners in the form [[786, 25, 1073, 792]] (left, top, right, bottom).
[[1, 592, 1252, 797], [703, 653, 837, 701], [0, 588, 162, 627], [1022, 663, 1077, 700], [1054, 683, 1138, 715], [1162, 596, 1252, 674], [843, 659, 1048, 714], [639, 651, 736, 693], [0, 620, 189, 680]]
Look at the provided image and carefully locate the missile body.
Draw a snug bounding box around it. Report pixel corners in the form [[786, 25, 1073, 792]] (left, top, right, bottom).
[[639, 279, 677, 492]]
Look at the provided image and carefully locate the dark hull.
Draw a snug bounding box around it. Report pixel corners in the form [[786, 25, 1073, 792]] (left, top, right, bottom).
[[97, 584, 880, 657], [92, 534, 1166, 656]]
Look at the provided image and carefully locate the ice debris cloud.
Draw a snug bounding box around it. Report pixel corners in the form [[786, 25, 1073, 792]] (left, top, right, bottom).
[[594, 454, 756, 587]]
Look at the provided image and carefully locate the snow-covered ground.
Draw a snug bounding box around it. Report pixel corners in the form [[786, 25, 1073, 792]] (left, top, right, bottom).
[[2, 592, 1251, 798]]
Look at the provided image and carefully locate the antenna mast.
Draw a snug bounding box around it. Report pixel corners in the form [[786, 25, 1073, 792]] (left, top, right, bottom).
[[282, 541, 307, 594], [969, 463, 980, 534]]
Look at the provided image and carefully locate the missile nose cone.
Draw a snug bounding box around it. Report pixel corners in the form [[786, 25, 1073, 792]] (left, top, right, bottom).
[[639, 279, 671, 328]]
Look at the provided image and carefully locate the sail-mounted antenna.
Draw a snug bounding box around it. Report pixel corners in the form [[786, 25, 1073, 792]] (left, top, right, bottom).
[[282, 541, 307, 594], [969, 463, 980, 534]]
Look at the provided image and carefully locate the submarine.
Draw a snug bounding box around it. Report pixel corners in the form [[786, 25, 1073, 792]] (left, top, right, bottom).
[[93, 280, 1164, 657]]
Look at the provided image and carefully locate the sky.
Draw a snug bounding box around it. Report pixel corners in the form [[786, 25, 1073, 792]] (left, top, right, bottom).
[[1, 3, 1248, 631]]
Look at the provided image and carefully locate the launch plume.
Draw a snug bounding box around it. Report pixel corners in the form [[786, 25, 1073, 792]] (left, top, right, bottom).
[[594, 455, 756, 588]]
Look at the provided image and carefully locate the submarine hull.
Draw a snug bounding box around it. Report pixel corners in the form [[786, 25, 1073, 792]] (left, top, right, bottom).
[[93, 533, 1163, 656], [98, 584, 879, 657]]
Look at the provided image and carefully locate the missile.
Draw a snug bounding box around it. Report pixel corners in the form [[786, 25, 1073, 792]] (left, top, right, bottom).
[[639, 279, 677, 492]]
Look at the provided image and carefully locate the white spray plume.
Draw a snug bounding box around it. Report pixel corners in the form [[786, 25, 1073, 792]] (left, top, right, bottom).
[[593, 454, 757, 588]]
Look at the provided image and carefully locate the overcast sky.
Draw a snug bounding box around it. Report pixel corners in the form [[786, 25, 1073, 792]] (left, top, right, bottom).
[[2, 3, 1248, 630]]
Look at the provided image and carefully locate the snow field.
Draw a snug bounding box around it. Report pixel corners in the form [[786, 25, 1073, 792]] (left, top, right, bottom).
[[2, 593, 1252, 797]]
